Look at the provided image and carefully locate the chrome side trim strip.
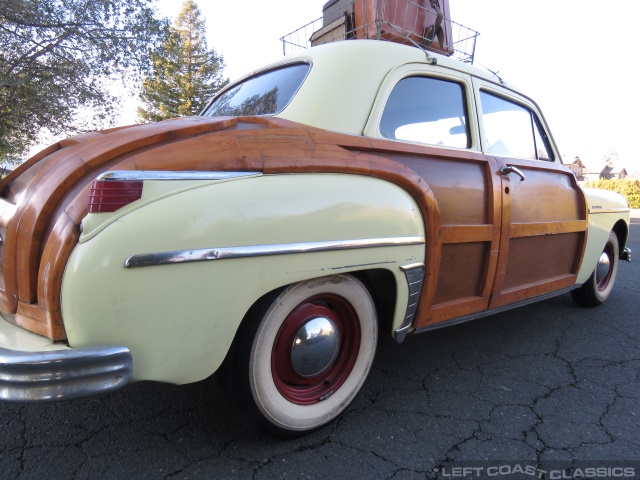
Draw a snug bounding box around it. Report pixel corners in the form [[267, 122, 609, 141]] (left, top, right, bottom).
[[394, 262, 425, 344], [588, 207, 631, 214], [413, 285, 578, 335], [97, 170, 260, 182], [125, 236, 426, 269], [0, 345, 132, 402]]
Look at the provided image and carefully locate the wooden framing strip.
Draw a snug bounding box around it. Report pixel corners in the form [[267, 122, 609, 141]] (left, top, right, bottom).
[[490, 274, 577, 310], [510, 220, 587, 238], [428, 296, 488, 324], [441, 225, 493, 244]]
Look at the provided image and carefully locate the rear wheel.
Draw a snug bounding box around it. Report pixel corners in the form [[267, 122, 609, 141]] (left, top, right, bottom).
[[571, 230, 619, 307], [221, 274, 378, 436]]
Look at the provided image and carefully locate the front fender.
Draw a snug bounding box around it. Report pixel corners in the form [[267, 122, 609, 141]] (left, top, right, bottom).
[[578, 187, 630, 283], [61, 173, 425, 384]]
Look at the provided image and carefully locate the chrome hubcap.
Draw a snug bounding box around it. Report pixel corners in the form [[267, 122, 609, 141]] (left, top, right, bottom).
[[291, 317, 340, 377], [596, 252, 611, 286]]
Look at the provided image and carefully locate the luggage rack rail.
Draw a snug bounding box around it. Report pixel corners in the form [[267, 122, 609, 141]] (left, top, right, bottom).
[[280, 0, 479, 64]]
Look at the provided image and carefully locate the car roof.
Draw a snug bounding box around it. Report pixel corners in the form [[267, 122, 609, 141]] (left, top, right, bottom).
[[285, 39, 503, 84], [223, 40, 515, 136]]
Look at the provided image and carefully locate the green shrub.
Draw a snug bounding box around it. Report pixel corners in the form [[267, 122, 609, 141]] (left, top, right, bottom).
[[583, 179, 640, 209], [626, 195, 640, 209]]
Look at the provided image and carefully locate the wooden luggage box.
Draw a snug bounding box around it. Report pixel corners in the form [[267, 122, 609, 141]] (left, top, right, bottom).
[[355, 0, 454, 56], [311, 0, 455, 57]]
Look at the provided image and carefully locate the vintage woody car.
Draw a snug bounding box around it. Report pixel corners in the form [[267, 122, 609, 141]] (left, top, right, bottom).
[[0, 39, 631, 436]]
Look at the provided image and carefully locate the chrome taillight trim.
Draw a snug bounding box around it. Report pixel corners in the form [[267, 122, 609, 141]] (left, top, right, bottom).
[[124, 237, 426, 269], [97, 171, 260, 182]]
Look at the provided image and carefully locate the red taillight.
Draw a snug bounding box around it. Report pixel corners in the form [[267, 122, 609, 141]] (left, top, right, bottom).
[[88, 180, 143, 213]]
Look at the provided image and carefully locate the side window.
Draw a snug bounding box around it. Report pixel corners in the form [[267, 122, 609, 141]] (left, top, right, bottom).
[[380, 76, 469, 149], [479, 91, 553, 161]]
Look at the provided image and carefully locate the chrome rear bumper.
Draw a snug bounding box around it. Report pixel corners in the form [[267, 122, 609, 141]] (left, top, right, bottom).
[[0, 345, 132, 402]]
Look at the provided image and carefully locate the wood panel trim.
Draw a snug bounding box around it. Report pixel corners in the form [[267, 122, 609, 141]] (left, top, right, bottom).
[[0, 143, 61, 194], [427, 296, 488, 324], [442, 225, 493, 244], [510, 220, 587, 238], [482, 160, 503, 299], [39, 213, 80, 313], [490, 274, 577, 309], [491, 164, 511, 301], [16, 301, 66, 340]]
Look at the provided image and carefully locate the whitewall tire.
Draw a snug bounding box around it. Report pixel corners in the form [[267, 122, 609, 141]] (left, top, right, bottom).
[[221, 274, 378, 436], [571, 230, 619, 307]]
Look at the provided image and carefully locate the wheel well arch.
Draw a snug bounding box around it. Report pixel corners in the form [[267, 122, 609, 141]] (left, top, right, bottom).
[[227, 268, 399, 358], [612, 219, 629, 258], [350, 269, 397, 334]]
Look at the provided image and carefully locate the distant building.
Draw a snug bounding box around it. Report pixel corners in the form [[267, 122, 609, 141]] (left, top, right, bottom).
[[568, 157, 586, 181], [599, 164, 628, 180]]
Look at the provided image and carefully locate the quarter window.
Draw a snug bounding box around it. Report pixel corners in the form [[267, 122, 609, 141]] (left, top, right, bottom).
[[380, 76, 469, 149], [202, 63, 309, 117], [479, 91, 553, 161]]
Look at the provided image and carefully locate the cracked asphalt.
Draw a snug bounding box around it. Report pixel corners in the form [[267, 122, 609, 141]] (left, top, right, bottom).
[[1, 218, 638, 480]]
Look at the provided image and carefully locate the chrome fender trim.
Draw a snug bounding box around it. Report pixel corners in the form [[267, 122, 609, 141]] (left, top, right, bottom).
[[124, 236, 426, 268], [394, 262, 425, 344]]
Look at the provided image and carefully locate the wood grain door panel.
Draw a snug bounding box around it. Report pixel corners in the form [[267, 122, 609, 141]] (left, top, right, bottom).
[[490, 157, 588, 308], [373, 152, 502, 327]]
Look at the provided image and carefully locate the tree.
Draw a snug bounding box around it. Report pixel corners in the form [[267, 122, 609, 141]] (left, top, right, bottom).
[[601, 150, 619, 166], [0, 0, 169, 163], [137, 0, 228, 122]]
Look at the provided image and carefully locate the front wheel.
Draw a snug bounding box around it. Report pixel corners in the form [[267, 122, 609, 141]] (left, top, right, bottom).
[[571, 230, 619, 307], [221, 274, 378, 436]]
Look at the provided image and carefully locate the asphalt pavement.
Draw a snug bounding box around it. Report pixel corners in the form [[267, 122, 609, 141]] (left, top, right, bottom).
[[1, 219, 638, 480]]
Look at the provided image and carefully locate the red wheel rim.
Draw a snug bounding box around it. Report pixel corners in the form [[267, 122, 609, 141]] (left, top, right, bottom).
[[271, 294, 361, 405], [596, 242, 614, 291]]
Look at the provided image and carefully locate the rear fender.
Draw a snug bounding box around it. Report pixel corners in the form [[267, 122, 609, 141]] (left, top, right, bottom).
[[61, 173, 425, 384]]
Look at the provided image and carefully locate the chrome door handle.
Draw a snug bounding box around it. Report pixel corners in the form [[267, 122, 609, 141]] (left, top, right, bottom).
[[500, 166, 526, 181]]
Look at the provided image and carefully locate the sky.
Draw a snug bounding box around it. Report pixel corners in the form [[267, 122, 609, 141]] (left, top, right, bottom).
[[152, 0, 639, 173]]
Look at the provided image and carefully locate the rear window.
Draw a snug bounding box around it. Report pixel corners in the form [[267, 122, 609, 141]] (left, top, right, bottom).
[[202, 63, 310, 117]]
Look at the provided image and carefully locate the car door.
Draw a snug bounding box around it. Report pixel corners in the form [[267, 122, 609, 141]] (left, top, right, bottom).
[[473, 79, 589, 309], [363, 65, 505, 328]]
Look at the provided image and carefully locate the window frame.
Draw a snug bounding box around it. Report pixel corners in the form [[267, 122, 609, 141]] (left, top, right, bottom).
[[364, 65, 479, 151], [473, 79, 559, 163], [201, 60, 312, 118]]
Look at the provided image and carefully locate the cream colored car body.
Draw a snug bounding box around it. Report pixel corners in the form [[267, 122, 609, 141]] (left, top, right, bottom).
[[61, 174, 425, 383], [578, 188, 631, 283]]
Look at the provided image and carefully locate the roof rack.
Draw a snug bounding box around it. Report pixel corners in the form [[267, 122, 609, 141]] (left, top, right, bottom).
[[280, 0, 479, 64]]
